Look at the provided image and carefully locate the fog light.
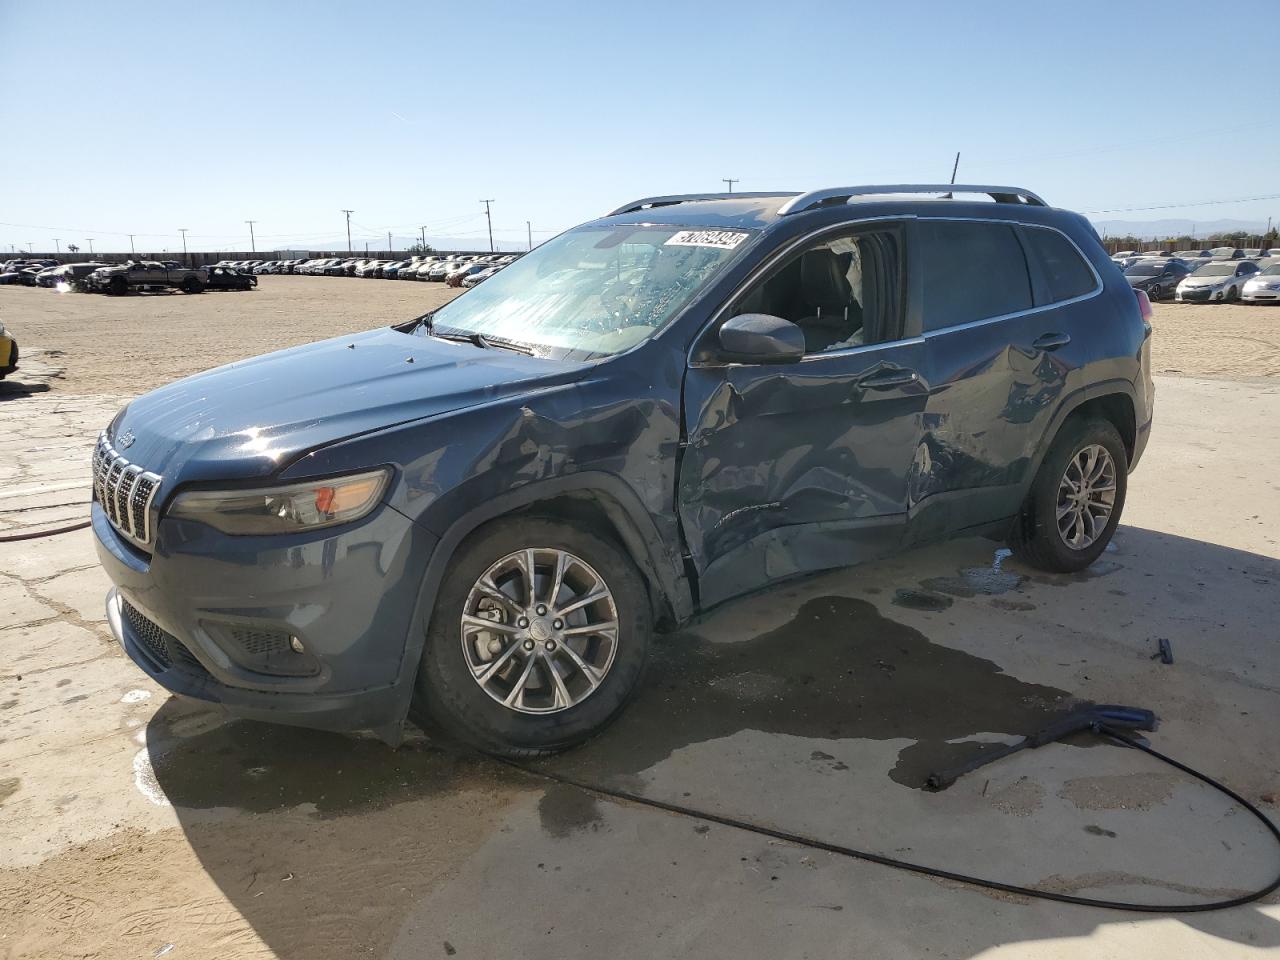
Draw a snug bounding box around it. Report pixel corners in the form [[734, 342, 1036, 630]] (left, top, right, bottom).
[[289, 635, 305, 654]]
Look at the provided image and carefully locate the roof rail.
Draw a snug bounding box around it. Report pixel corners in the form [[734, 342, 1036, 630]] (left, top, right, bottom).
[[776, 184, 1047, 216], [606, 192, 800, 217]]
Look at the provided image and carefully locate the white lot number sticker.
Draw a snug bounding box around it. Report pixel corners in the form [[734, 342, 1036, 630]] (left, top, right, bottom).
[[664, 230, 749, 250]]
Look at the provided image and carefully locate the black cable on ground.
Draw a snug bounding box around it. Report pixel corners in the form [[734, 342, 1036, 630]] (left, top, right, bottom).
[[0, 518, 92, 543], [503, 726, 1280, 913]]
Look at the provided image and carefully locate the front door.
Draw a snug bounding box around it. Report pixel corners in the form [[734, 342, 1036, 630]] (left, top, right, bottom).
[[679, 223, 928, 607]]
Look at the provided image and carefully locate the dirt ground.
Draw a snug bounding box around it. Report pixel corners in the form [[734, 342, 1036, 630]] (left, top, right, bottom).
[[0, 277, 462, 395], [1, 279, 1278, 393], [2, 277, 1279, 960]]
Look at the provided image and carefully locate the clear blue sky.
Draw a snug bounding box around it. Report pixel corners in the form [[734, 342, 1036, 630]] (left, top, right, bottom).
[[2, 0, 1277, 254]]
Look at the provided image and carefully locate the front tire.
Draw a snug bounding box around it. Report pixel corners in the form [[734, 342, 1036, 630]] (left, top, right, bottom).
[[180, 277, 204, 294], [416, 517, 651, 757], [1009, 417, 1128, 573], [1148, 284, 1161, 301]]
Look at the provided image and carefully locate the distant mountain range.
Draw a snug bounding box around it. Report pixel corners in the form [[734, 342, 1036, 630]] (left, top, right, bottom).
[[1090, 218, 1271, 240]]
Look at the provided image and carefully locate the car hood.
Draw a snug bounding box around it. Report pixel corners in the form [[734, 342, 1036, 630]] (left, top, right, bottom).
[[109, 327, 590, 485], [1180, 275, 1229, 286], [1125, 275, 1158, 286]]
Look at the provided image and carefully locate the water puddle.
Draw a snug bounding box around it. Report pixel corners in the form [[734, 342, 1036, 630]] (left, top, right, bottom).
[[537, 594, 1083, 790]]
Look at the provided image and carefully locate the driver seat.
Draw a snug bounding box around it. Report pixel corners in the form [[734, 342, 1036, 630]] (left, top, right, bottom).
[[796, 249, 861, 352]]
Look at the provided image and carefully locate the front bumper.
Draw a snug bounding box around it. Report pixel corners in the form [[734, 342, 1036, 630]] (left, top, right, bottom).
[[1175, 286, 1222, 302], [95, 499, 437, 736], [1242, 286, 1280, 303]]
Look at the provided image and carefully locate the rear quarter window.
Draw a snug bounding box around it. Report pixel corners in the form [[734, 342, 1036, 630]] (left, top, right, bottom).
[[917, 220, 1032, 331], [1021, 226, 1097, 303]]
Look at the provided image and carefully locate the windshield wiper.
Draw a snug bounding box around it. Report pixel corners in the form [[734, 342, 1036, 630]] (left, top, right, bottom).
[[422, 322, 535, 356], [475, 334, 535, 355]]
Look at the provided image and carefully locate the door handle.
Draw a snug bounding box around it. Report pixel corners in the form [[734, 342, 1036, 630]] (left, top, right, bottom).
[[1031, 332, 1071, 351], [858, 368, 920, 390]]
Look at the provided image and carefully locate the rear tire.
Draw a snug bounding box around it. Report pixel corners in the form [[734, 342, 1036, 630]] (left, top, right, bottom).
[[1009, 417, 1128, 573], [108, 276, 128, 296], [416, 517, 651, 757], [180, 277, 203, 294]]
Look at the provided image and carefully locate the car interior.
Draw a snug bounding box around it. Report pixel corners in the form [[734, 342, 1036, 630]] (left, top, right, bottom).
[[733, 232, 897, 353]]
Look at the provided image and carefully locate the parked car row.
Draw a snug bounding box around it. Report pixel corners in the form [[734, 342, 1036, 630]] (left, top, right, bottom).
[[0, 258, 59, 285], [1, 259, 260, 294], [1119, 251, 1280, 303], [211, 252, 520, 284]]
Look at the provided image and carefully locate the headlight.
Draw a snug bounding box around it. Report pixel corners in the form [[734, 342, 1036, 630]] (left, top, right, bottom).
[[167, 468, 390, 535]]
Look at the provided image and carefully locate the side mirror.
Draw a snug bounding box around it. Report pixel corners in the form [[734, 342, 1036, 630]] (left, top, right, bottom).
[[717, 313, 805, 364]]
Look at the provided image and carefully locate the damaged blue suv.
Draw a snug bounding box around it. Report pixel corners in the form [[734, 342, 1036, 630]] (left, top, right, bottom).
[[94, 184, 1153, 755]]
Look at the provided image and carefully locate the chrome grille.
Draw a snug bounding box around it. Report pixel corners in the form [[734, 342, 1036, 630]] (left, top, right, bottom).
[[93, 433, 163, 546]]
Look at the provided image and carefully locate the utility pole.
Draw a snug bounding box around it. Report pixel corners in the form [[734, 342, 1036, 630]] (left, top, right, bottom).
[[722, 178, 738, 193], [53, 238, 61, 255], [480, 199, 494, 252], [387, 231, 393, 255], [87, 238, 94, 254], [245, 220, 257, 253], [128, 234, 136, 255], [179, 228, 188, 256], [419, 225, 427, 250], [341, 209, 354, 254], [527, 220, 532, 251], [950, 151, 961, 184]]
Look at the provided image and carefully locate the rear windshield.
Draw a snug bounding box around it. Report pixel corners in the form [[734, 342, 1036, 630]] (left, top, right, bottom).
[[1124, 263, 1163, 276]]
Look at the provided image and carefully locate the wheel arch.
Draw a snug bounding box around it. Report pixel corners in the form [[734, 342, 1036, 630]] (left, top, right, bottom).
[[1023, 381, 1138, 498], [389, 472, 695, 735]]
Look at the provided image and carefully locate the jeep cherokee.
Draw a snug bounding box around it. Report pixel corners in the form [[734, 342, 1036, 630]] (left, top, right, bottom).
[[93, 184, 1154, 755]]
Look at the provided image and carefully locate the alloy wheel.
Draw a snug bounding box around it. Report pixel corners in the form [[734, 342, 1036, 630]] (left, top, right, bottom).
[[1056, 443, 1117, 550], [461, 548, 619, 714]]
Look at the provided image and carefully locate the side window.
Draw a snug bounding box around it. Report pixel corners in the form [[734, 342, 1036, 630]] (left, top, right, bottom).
[[731, 229, 901, 354], [917, 221, 1032, 331], [1020, 226, 1097, 304]]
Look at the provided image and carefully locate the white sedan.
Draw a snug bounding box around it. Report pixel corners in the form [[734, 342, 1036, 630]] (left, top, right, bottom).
[[1242, 263, 1280, 304], [1175, 260, 1260, 303]]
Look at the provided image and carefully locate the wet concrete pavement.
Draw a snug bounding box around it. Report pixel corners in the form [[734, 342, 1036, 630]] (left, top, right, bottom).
[[2, 375, 1279, 959]]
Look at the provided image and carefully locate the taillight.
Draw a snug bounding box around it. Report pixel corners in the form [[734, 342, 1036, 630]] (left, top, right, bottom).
[[1134, 288, 1154, 322]]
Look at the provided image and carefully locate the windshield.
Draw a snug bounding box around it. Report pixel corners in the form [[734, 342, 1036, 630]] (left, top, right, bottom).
[[1124, 263, 1163, 276], [1193, 263, 1235, 277], [418, 223, 754, 360], [1260, 265, 1280, 276]]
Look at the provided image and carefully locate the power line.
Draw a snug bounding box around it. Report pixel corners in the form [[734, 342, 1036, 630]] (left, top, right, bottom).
[[1084, 193, 1280, 215]]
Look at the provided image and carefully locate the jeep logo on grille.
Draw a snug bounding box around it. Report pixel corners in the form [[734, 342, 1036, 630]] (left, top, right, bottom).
[[118, 430, 135, 449]]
